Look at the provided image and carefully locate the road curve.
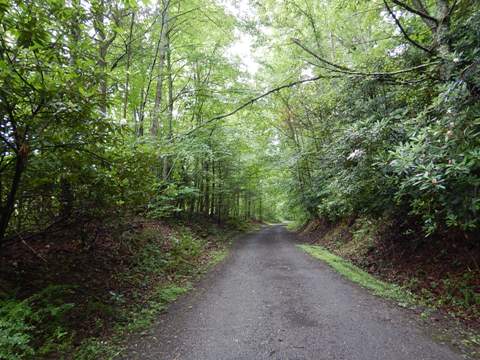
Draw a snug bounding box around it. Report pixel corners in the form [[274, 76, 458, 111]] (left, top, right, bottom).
[[122, 225, 461, 360]]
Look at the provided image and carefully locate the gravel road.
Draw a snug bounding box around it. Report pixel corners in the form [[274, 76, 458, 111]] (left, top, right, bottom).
[[122, 225, 462, 360]]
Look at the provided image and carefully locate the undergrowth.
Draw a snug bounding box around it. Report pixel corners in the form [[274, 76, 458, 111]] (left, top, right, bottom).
[[0, 286, 76, 360], [74, 284, 191, 360], [71, 226, 234, 359], [0, 219, 240, 360]]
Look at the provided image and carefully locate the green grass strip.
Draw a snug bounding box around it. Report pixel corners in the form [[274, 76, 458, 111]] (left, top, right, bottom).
[[298, 244, 416, 307]]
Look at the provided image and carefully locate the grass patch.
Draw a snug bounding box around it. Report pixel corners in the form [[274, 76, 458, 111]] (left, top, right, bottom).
[[285, 220, 302, 231], [123, 284, 191, 334], [207, 249, 228, 268], [298, 244, 415, 307]]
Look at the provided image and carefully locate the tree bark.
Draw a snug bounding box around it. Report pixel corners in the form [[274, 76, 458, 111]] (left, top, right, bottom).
[[123, 11, 135, 120], [151, 0, 170, 136], [0, 142, 28, 241], [162, 30, 174, 179]]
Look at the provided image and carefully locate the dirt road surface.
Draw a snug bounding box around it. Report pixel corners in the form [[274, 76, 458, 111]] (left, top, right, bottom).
[[121, 225, 461, 360]]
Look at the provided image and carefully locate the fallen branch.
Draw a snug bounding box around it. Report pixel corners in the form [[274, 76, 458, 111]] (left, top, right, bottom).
[[19, 235, 48, 264]]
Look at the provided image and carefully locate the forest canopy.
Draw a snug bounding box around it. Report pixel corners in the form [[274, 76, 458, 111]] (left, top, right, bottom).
[[0, 0, 479, 241]]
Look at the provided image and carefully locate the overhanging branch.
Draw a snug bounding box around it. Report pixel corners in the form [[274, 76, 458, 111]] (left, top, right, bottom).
[[177, 74, 338, 138], [391, 0, 438, 25], [383, 0, 432, 54], [292, 38, 439, 77]]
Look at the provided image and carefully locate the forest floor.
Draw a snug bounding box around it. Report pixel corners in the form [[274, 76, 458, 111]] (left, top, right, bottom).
[[121, 225, 465, 360], [0, 215, 252, 359], [2, 220, 478, 359]]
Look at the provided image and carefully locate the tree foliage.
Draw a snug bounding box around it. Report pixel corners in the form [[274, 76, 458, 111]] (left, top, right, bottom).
[[256, 0, 480, 235], [0, 0, 479, 242], [0, 0, 273, 245]]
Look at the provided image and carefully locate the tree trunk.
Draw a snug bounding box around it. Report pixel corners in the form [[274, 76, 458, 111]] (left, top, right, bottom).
[[151, 1, 169, 136], [59, 177, 73, 218], [162, 30, 174, 179], [211, 160, 215, 217], [123, 11, 135, 120], [203, 161, 209, 216], [94, 0, 108, 116], [0, 142, 28, 241]]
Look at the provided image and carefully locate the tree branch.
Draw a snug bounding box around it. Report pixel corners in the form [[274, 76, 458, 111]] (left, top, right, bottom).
[[178, 75, 338, 138], [447, 0, 459, 19], [292, 38, 439, 77], [384, 0, 432, 53], [391, 0, 439, 25]]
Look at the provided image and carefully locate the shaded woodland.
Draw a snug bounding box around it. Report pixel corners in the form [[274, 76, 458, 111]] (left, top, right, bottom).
[[0, 0, 479, 358]]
